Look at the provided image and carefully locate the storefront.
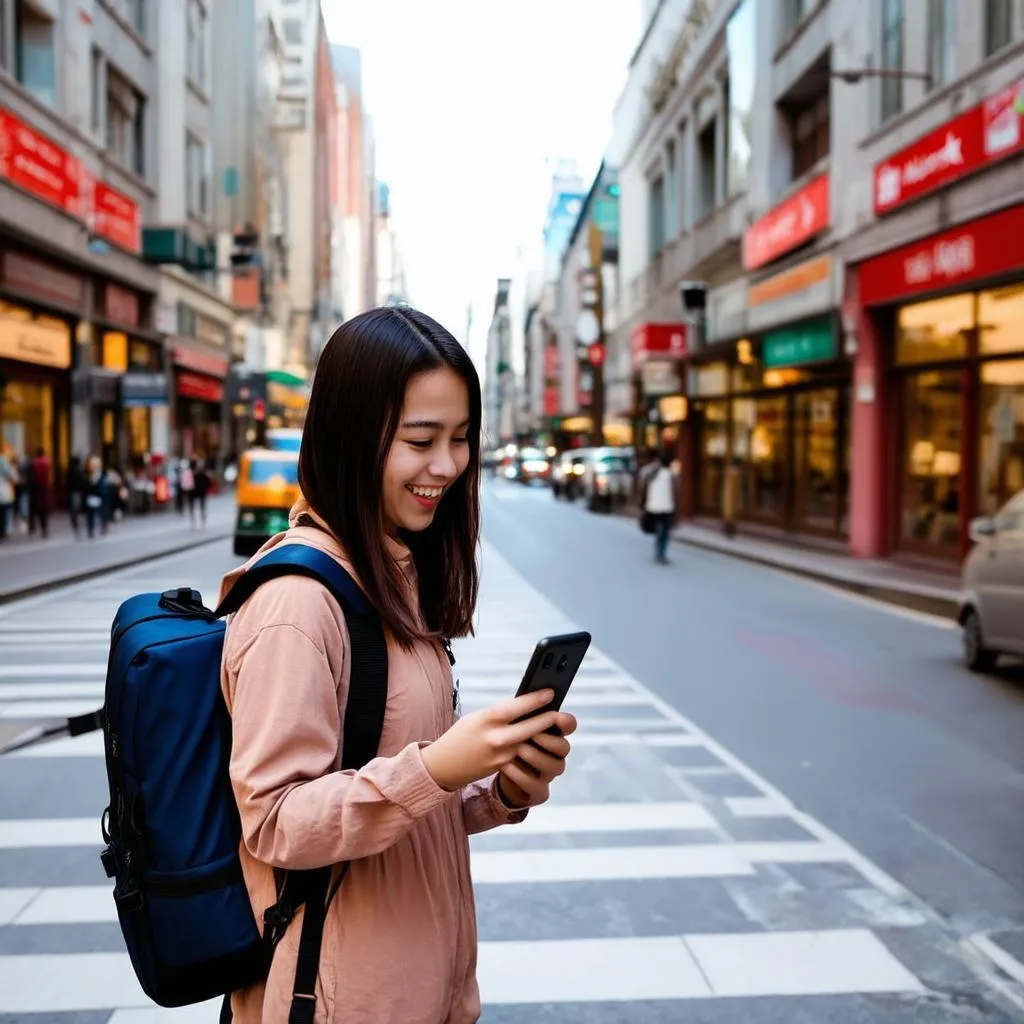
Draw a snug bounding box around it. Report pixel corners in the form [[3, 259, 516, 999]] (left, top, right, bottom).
[[0, 250, 83, 494], [89, 281, 165, 467], [171, 343, 228, 462], [629, 322, 688, 456], [687, 316, 850, 536], [850, 203, 1024, 562]]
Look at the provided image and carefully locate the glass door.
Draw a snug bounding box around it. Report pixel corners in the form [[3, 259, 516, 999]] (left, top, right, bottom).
[[793, 387, 845, 534]]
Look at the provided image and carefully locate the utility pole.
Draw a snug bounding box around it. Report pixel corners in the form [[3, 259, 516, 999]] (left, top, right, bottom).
[[587, 221, 606, 448]]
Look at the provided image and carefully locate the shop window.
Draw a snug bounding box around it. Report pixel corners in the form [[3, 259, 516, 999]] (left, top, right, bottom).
[[985, 0, 1012, 56], [14, 0, 55, 109], [90, 47, 104, 135], [696, 120, 717, 219], [896, 294, 972, 364], [103, 332, 128, 372], [127, 406, 150, 456], [743, 395, 789, 522], [977, 360, 1024, 518], [926, 0, 956, 90], [788, 90, 830, 180], [880, 0, 904, 123], [107, 65, 146, 177], [0, 379, 52, 461], [698, 400, 730, 514], [900, 369, 962, 550], [979, 285, 1024, 355], [794, 388, 842, 531]]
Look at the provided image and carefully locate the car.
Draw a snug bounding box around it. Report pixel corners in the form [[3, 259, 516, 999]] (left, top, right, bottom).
[[582, 447, 633, 512], [233, 447, 302, 556], [516, 447, 552, 485], [551, 450, 588, 500], [958, 489, 1024, 672]]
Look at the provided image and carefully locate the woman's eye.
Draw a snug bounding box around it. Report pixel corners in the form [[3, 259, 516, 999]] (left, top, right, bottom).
[[453, 437, 468, 445], [407, 440, 432, 449]]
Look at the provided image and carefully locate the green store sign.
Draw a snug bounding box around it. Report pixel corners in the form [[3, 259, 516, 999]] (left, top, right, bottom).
[[762, 319, 836, 369]]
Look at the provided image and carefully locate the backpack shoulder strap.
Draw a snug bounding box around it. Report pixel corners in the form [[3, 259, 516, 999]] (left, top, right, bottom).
[[216, 543, 388, 1024]]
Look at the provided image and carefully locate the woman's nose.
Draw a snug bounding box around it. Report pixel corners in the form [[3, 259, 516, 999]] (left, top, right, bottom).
[[429, 446, 458, 479]]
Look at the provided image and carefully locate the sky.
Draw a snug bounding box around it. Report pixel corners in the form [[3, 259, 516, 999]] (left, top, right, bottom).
[[323, 0, 644, 365]]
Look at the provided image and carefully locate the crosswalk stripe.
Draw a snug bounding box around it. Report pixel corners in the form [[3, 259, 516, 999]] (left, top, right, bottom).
[[0, 699, 102, 718], [0, 682, 104, 700], [0, 665, 106, 678], [0, 928, 925, 1014], [0, 818, 99, 848]]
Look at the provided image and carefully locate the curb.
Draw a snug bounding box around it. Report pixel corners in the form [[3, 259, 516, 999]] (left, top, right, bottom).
[[671, 531, 960, 621], [610, 504, 960, 620], [0, 529, 233, 606]]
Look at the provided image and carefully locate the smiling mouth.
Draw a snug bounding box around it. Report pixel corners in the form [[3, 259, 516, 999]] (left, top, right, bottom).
[[406, 484, 445, 503]]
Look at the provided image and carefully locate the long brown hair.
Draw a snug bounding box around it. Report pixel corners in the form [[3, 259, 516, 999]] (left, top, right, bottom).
[[298, 306, 481, 646]]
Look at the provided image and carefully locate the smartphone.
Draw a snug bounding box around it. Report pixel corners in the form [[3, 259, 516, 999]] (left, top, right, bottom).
[[514, 631, 592, 729]]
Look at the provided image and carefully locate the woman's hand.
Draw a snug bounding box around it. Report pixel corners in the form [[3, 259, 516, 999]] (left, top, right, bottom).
[[496, 713, 577, 809], [420, 689, 563, 792]]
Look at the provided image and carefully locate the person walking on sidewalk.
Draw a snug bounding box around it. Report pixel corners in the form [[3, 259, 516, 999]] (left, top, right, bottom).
[[190, 457, 211, 527], [27, 448, 53, 539], [67, 454, 85, 537], [217, 306, 578, 1024], [83, 455, 108, 539], [644, 451, 677, 564], [0, 448, 17, 542]]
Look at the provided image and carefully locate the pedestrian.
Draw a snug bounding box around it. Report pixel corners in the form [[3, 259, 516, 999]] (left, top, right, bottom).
[[644, 450, 677, 564], [191, 457, 211, 527], [67, 455, 85, 537], [28, 447, 53, 539], [180, 458, 196, 522], [83, 456, 106, 539], [722, 456, 742, 538], [0, 447, 17, 542], [217, 306, 577, 1024]]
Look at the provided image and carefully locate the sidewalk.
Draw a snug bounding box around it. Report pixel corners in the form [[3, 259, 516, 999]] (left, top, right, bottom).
[[0, 495, 235, 603], [614, 502, 961, 619]]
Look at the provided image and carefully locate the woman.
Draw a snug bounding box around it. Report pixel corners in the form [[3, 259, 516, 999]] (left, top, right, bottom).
[[0, 448, 18, 541], [219, 306, 577, 1024]]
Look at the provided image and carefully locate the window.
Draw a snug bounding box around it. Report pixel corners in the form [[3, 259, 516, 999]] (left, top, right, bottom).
[[789, 91, 830, 179], [779, 0, 811, 40], [126, 0, 144, 36], [648, 175, 665, 259], [926, 0, 955, 89], [0, 0, 10, 72], [880, 0, 903, 122], [186, 135, 209, 217], [665, 140, 677, 238], [90, 47, 103, 134], [896, 295, 972, 364], [14, 0, 55, 108], [106, 66, 145, 177], [696, 120, 717, 218], [187, 0, 206, 90], [985, 0, 1012, 56]]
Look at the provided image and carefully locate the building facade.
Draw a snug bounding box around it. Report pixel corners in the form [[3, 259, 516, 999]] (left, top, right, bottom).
[[612, 0, 1024, 564], [0, 0, 163, 488]]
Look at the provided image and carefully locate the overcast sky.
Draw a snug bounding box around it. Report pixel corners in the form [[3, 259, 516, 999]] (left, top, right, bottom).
[[323, 1, 643, 364]]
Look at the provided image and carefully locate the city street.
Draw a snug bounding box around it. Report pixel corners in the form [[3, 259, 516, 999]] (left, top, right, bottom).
[[1, 480, 1024, 1021]]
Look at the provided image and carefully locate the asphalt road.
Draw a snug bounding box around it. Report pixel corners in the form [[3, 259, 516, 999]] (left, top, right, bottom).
[[483, 482, 1024, 938], [0, 482, 1023, 1022]]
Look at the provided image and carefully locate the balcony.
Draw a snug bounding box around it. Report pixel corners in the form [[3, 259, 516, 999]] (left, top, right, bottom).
[[673, 193, 747, 280]]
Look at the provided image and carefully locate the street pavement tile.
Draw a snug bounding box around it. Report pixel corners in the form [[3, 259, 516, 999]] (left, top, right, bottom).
[[0, 921, 126, 955], [473, 878, 765, 941], [678, 770, 771, 799], [647, 743, 730, 769]]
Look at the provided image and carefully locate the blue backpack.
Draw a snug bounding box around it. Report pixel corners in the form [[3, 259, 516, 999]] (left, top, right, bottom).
[[60, 544, 389, 1024]]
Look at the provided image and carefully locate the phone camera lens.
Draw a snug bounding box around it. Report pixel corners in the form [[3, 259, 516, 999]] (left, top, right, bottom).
[[556, 655, 568, 673], [542, 653, 554, 669]]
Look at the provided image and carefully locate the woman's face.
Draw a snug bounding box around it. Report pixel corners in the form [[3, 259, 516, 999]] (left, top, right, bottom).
[[382, 366, 472, 535]]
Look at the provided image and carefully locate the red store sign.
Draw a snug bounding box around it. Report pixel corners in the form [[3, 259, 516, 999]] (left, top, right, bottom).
[[630, 322, 687, 371], [543, 384, 560, 416], [742, 173, 830, 271], [874, 79, 1024, 215], [543, 344, 559, 380], [172, 344, 229, 378], [0, 105, 141, 253], [177, 371, 224, 404], [858, 204, 1024, 307]]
